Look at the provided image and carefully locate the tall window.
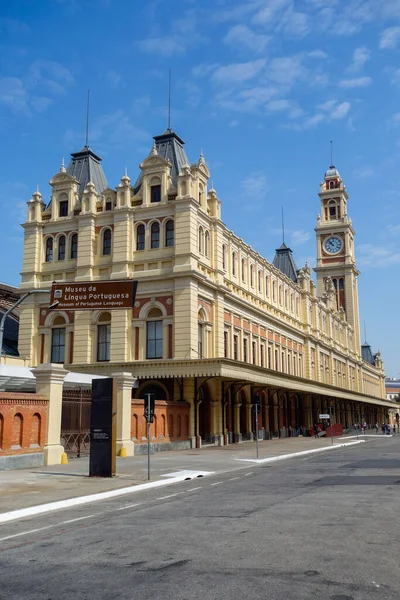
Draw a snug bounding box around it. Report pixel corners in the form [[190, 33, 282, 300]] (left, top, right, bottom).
[[258, 271, 262, 293], [224, 331, 229, 358], [151, 222, 160, 249], [198, 323, 204, 358], [105, 199, 112, 211], [268, 347, 272, 368], [58, 235, 66, 261], [51, 328, 65, 363], [232, 252, 237, 276], [272, 281, 276, 302], [70, 233, 78, 259], [222, 245, 226, 270], [265, 275, 269, 297], [151, 184, 161, 203], [198, 227, 204, 253], [59, 200, 68, 217], [243, 338, 248, 362], [147, 320, 163, 359], [242, 258, 246, 283], [233, 335, 238, 360], [102, 229, 112, 255], [205, 231, 210, 257], [165, 220, 174, 247], [97, 324, 111, 361], [260, 344, 264, 367], [45, 238, 53, 262], [252, 341, 256, 364], [250, 265, 254, 288], [136, 224, 145, 251]]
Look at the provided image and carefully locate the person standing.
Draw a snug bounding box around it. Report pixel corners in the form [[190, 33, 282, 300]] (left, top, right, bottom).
[[375, 422, 379, 434], [314, 424, 319, 439]]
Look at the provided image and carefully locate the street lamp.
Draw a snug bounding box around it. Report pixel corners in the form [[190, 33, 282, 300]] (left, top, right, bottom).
[[0, 289, 51, 359]]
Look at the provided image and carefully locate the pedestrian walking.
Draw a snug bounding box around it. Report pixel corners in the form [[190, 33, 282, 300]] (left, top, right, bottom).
[[375, 422, 379, 434], [314, 424, 319, 439]]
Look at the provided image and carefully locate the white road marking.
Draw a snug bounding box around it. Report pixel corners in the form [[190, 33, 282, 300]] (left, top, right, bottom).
[[236, 441, 365, 464], [245, 472, 253, 476], [115, 503, 142, 511], [61, 514, 96, 524], [187, 487, 201, 492], [229, 477, 239, 481], [211, 482, 223, 486], [157, 494, 179, 500], [0, 525, 54, 542], [0, 471, 214, 525]]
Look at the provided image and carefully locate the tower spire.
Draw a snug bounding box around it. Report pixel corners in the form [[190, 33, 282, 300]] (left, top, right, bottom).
[[85, 89, 90, 148], [281, 206, 285, 245], [167, 69, 171, 131], [330, 140, 333, 167]]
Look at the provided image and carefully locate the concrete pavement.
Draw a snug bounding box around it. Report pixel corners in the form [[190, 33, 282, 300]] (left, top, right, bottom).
[[0, 436, 398, 599]]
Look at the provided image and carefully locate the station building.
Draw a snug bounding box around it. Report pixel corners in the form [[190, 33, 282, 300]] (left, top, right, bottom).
[[17, 126, 392, 453]]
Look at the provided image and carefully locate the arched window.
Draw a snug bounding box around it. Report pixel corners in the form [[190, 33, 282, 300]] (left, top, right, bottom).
[[205, 231, 210, 257], [285, 289, 289, 308], [198, 227, 204, 254], [51, 316, 66, 363], [58, 235, 66, 261], [232, 252, 237, 276], [105, 198, 112, 211], [136, 224, 145, 251], [279, 286, 283, 305], [102, 229, 112, 255], [258, 271, 262, 292], [70, 233, 78, 259], [151, 222, 160, 249], [242, 258, 246, 283], [146, 307, 163, 359], [151, 182, 161, 203], [329, 180, 335, 189], [198, 309, 207, 358], [272, 281, 276, 302], [250, 265, 254, 288], [222, 244, 227, 270], [265, 275, 269, 297], [97, 312, 111, 361], [165, 220, 174, 247], [45, 237, 53, 262]]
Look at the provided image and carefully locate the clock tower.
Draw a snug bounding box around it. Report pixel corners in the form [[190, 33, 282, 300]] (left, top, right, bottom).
[[314, 163, 361, 354]]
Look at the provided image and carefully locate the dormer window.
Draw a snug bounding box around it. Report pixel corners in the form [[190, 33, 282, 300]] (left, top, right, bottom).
[[59, 200, 68, 217], [151, 185, 161, 203], [105, 200, 112, 211]]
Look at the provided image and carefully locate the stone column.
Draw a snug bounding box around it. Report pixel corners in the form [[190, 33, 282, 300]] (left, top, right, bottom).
[[233, 400, 242, 443], [112, 372, 135, 457], [183, 378, 196, 448], [31, 364, 68, 466]]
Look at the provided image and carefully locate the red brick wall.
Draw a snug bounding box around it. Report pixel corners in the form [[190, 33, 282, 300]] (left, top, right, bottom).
[[131, 400, 190, 444], [0, 393, 48, 456]]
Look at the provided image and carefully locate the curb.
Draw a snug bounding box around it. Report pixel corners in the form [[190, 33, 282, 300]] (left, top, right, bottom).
[[0, 470, 214, 525], [235, 440, 365, 464]]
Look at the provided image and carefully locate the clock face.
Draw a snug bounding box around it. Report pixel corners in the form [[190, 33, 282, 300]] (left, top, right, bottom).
[[324, 236, 343, 254]]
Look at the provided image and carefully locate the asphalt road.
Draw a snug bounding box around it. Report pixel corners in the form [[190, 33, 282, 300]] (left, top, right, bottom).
[[0, 437, 399, 600]]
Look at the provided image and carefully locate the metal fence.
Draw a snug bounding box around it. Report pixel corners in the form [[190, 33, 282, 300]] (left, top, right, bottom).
[[61, 388, 91, 458]]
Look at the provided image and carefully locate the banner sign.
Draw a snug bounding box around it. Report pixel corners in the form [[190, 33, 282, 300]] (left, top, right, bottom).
[[50, 280, 138, 310]]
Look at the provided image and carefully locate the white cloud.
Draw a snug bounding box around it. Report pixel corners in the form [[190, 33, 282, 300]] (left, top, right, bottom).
[[107, 71, 123, 89], [241, 172, 269, 198], [353, 165, 375, 178], [229, 119, 238, 127], [27, 60, 74, 94], [211, 59, 267, 86], [308, 49, 328, 59], [387, 224, 400, 234], [331, 102, 351, 119], [223, 25, 270, 53], [192, 63, 220, 78], [291, 230, 311, 244], [339, 76, 372, 88], [137, 36, 186, 56], [357, 243, 400, 267], [390, 68, 400, 85], [0, 77, 29, 114], [380, 26, 400, 49], [347, 46, 371, 71]]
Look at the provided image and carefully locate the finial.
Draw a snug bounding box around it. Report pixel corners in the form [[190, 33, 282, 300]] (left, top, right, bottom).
[[85, 89, 90, 148], [60, 157, 66, 172], [125, 167, 128, 176], [36, 184, 39, 193], [281, 206, 285, 245], [167, 69, 172, 130], [150, 140, 158, 156], [330, 140, 334, 168]]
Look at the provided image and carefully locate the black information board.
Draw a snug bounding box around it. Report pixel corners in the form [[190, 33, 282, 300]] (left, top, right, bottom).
[[89, 378, 116, 477]]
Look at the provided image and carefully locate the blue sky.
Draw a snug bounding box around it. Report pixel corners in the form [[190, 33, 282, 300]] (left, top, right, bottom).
[[1, 0, 399, 375]]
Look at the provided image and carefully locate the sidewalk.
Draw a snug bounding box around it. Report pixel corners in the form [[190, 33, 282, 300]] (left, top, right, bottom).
[[0, 435, 373, 514]]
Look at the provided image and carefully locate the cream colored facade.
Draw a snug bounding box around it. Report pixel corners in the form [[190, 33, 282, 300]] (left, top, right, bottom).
[[17, 128, 391, 449]]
